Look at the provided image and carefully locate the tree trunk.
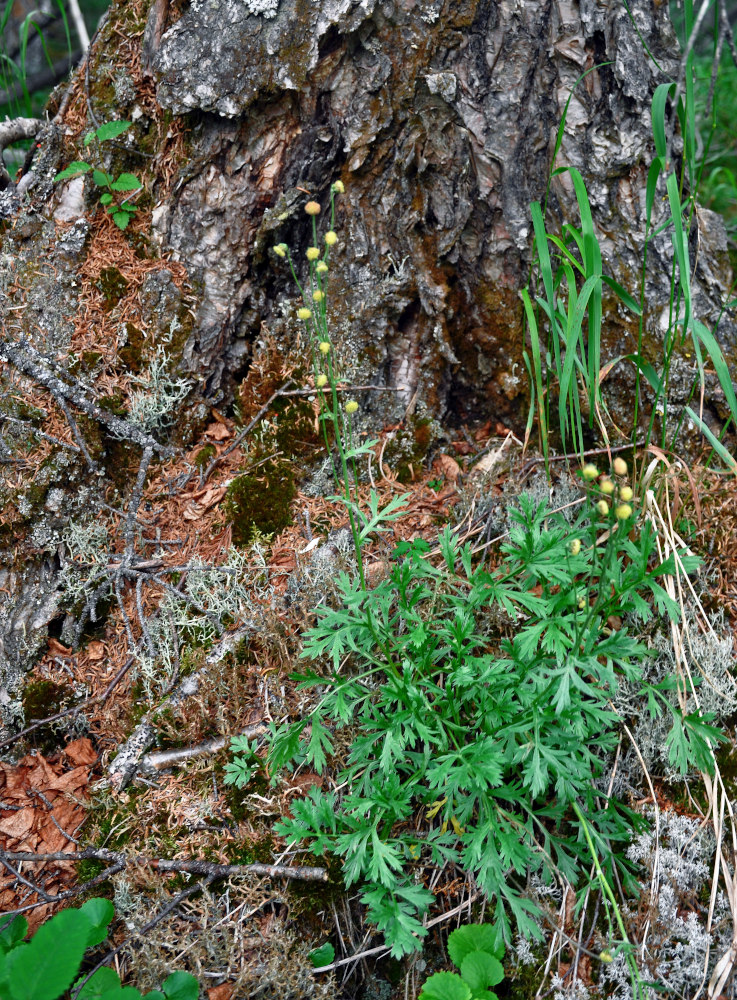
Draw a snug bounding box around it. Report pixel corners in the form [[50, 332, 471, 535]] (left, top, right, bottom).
[[0, 0, 734, 720]]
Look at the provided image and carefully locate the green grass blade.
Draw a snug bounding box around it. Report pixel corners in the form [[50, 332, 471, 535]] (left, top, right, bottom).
[[685, 407, 737, 472]]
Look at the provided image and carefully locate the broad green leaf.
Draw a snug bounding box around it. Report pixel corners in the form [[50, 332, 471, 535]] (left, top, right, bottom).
[[419, 971, 472, 1000], [6, 909, 90, 1000], [110, 173, 142, 192], [448, 924, 504, 966], [100, 192, 114, 205], [95, 120, 132, 142], [54, 161, 92, 181], [77, 967, 122, 999], [460, 951, 504, 991], [0, 915, 27, 955], [309, 942, 335, 968], [80, 898, 115, 947], [112, 212, 131, 230], [162, 970, 199, 1000], [92, 169, 112, 187]]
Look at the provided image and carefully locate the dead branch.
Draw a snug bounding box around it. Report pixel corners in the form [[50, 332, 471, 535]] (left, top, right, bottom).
[[0, 336, 171, 454], [142, 722, 268, 771], [0, 119, 43, 186], [0, 847, 328, 884]]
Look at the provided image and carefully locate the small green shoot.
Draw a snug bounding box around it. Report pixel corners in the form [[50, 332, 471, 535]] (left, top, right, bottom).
[[54, 120, 142, 230]]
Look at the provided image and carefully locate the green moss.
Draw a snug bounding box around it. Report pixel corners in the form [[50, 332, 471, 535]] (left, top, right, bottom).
[[98, 393, 128, 417], [76, 857, 106, 882], [194, 444, 216, 469], [287, 852, 347, 918], [224, 459, 296, 546], [22, 679, 73, 720], [118, 323, 145, 372], [97, 266, 129, 310], [21, 680, 74, 753], [224, 833, 275, 865], [272, 397, 321, 459], [381, 415, 438, 483]]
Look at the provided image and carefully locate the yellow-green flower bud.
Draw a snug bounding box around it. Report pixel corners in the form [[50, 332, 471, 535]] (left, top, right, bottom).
[[599, 478, 615, 495], [345, 400, 359, 414], [596, 500, 610, 516], [306, 246, 319, 261], [297, 307, 312, 321], [600, 951, 613, 964], [615, 503, 633, 520], [582, 463, 599, 481], [305, 200, 321, 215], [569, 538, 582, 556], [316, 261, 328, 274], [313, 289, 325, 302], [273, 243, 287, 258], [325, 230, 338, 246], [619, 485, 633, 502], [318, 341, 330, 354], [613, 457, 628, 476], [316, 373, 328, 388], [578, 597, 586, 610], [331, 180, 345, 194]]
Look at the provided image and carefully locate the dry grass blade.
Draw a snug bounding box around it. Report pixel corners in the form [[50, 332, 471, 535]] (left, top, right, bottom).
[[643, 469, 737, 999]]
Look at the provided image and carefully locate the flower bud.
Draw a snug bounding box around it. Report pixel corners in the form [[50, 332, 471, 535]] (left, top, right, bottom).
[[273, 243, 287, 258], [318, 341, 331, 354], [316, 261, 328, 273], [596, 500, 610, 516], [600, 951, 613, 964], [569, 538, 582, 556], [599, 478, 615, 495], [325, 230, 338, 246], [297, 307, 312, 321], [345, 400, 359, 414], [331, 180, 345, 194], [316, 373, 328, 388], [313, 289, 325, 302], [615, 503, 633, 520], [619, 485, 633, 502], [578, 597, 586, 610], [613, 457, 628, 476], [306, 246, 320, 261], [305, 201, 321, 215], [582, 463, 599, 481]]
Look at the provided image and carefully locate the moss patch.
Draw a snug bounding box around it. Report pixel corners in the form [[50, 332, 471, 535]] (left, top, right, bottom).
[[224, 459, 296, 545], [96, 266, 129, 310]]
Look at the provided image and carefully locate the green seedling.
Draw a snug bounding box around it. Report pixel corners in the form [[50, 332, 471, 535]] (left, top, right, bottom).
[[55, 120, 142, 230]]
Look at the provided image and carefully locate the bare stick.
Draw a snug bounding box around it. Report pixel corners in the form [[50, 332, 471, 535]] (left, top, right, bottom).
[[0, 119, 42, 185], [1, 847, 328, 883], [202, 380, 294, 481], [0, 413, 81, 454], [0, 337, 169, 453]]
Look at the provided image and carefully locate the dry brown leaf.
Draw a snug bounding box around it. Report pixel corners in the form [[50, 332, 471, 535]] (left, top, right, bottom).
[[63, 738, 97, 767], [205, 420, 231, 441], [433, 454, 461, 483], [207, 984, 234, 1000], [47, 638, 72, 656], [0, 807, 36, 839], [86, 640, 105, 661]]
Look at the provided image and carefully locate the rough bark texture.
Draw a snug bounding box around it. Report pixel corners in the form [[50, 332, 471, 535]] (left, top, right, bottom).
[[0, 0, 735, 731]]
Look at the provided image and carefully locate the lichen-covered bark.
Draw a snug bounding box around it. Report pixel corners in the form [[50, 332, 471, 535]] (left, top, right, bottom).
[[0, 0, 735, 731]]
